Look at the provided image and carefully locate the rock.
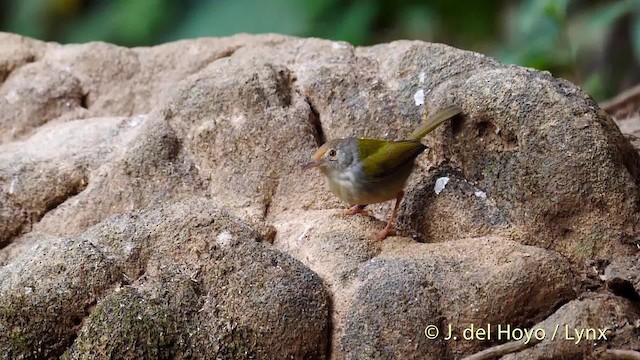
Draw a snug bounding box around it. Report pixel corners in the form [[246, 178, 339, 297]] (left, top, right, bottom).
[[0, 61, 86, 142], [292, 39, 640, 266], [604, 255, 640, 301], [0, 236, 121, 359], [625, 133, 640, 153], [502, 294, 640, 360], [601, 83, 640, 138], [0, 33, 45, 82], [2, 33, 638, 265], [274, 212, 575, 359], [33, 113, 206, 238], [273, 210, 385, 359], [450, 70, 640, 264], [340, 260, 446, 360], [2, 199, 330, 359], [1, 32, 639, 359], [166, 52, 322, 221], [0, 34, 257, 145], [340, 237, 576, 359], [0, 116, 141, 247], [398, 166, 512, 242], [617, 117, 640, 138]]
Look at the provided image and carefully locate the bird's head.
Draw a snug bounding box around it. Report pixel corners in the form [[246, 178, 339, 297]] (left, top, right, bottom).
[[302, 138, 357, 176]]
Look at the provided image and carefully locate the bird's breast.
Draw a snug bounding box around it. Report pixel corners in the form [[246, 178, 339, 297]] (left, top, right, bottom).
[[327, 168, 360, 204], [326, 163, 414, 205]]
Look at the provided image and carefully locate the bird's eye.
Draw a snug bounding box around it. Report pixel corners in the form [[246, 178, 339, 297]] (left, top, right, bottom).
[[328, 149, 337, 158]]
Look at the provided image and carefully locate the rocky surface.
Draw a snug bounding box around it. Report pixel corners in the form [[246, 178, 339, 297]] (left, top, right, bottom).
[[502, 294, 640, 360], [1, 31, 639, 359], [2, 199, 329, 359], [603, 83, 640, 138]]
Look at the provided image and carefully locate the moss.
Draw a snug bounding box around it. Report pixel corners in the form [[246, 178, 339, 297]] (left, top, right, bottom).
[[64, 287, 180, 359], [8, 326, 29, 350], [176, 311, 261, 359], [64, 282, 265, 359], [0, 292, 67, 358], [574, 234, 597, 261]]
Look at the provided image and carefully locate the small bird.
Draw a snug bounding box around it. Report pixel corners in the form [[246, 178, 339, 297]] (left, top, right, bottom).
[[303, 105, 462, 240]]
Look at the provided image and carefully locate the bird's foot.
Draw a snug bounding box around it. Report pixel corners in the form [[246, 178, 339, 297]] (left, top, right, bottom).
[[344, 205, 369, 216], [372, 226, 396, 241]]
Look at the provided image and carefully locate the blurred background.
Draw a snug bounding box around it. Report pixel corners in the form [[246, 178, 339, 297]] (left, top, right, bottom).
[[1, 0, 639, 101]]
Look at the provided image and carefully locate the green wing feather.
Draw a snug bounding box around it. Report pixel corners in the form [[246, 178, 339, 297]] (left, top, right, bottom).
[[406, 105, 462, 140], [357, 105, 462, 180], [358, 138, 426, 180]]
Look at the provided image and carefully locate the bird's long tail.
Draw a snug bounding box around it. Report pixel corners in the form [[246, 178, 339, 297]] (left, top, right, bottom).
[[406, 105, 462, 141]]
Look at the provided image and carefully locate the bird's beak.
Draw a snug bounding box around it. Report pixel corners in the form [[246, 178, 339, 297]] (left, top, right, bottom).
[[302, 143, 329, 170], [302, 160, 320, 170]]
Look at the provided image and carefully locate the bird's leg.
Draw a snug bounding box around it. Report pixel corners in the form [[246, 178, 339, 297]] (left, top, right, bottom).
[[374, 191, 404, 241], [344, 204, 369, 215]]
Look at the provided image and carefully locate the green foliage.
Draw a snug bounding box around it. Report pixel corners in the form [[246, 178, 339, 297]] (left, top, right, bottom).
[[60, 0, 180, 46], [167, 0, 310, 41], [1, 0, 639, 100]]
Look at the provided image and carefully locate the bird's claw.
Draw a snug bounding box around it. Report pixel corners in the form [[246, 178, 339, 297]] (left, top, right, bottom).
[[372, 226, 396, 241], [344, 205, 370, 216]]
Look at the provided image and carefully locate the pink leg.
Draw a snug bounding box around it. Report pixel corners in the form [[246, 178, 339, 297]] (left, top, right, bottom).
[[344, 204, 369, 215], [374, 191, 404, 241]]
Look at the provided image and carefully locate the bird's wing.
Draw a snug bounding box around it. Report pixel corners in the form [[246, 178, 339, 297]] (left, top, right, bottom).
[[357, 138, 426, 181], [406, 105, 462, 140]]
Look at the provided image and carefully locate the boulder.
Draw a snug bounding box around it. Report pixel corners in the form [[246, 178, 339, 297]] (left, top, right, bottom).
[[1, 32, 639, 359], [502, 294, 640, 360], [1, 199, 330, 359], [274, 214, 576, 359]]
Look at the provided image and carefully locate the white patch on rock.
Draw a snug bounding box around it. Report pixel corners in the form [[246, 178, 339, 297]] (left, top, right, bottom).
[[414, 89, 425, 106], [5, 90, 19, 104], [217, 231, 233, 247], [297, 225, 312, 244], [8, 177, 17, 194], [419, 71, 425, 83], [127, 114, 147, 127], [230, 113, 246, 129], [474, 190, 487, 199], [123, 242, 133, 255], [331, 42, 349, 50], [434, 177, 449, 194]]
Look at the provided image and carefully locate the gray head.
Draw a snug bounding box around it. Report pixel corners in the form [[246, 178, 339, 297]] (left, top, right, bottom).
[[302, 138, 358, 175]]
